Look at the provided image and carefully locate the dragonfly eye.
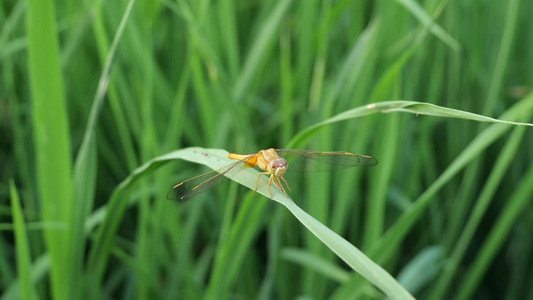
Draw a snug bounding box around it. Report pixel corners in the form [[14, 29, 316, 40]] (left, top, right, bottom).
[[271, 158, 288, 169]]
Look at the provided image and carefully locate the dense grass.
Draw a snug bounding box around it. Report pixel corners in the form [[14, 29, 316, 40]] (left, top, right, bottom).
[[2, 0, 533, 299]]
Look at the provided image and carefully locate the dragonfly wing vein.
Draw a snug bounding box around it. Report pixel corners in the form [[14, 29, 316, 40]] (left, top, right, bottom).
[[275, 149, 378, 172], [167, 158, 250, 201]]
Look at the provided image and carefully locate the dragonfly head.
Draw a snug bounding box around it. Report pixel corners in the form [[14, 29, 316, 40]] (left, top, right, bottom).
[[270, 158, 288, 176]]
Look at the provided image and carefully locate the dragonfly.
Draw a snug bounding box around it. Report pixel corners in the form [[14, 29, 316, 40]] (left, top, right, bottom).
[[166, 148, 378, 201]]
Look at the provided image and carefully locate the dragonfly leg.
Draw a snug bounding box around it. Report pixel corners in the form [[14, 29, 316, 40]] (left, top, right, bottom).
[[274, 175, 290, 198], [253, 171, 270, 198], [279, 176, 291, 192], [266, 175, 274, 199]]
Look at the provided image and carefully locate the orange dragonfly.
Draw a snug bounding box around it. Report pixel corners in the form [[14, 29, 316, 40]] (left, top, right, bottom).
[[166, 148, 378, 201]]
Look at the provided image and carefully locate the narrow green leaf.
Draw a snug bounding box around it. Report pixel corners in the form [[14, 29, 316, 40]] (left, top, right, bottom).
[[27, 0, 73, 299], [364, 112, 400, 247], [395, 0, 461, 52], [287, 100, 533, 149], [86, 148, 238, 294], [87, 147, 413, 299], [71, 0, 135, 296], [331, 94, 533, 298], [171, 148, 414, 299], [455, 163, 533, 300], [392, 246, 443, 297], [2, 255, 50, 300], [279, 194, 414, 300], [10, 180, 39, 300], [281, 248, 350, 283], [430, 111, 531, 300], [204, 192, 268, 300], [484, 0, 521, 115], [233, 0, 293, 101], [368, 95, 533, 265]]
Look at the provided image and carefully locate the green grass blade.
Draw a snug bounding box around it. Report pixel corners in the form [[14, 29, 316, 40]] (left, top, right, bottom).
[[287, 100, 533, 149], [429, 112, 531, 299], [92, 0, 138, 171], [392, 246, 443, 297], [364, 113, 400, 247], [9, 180, 39, 300], [0, 1, 25, 53], [153, 148, 413, 300], [6, 1, 533, 299], [233, 0, 293, 101], [281, 248, 350, 283], [395, 0, 461, 52], [322, 18, 381, 110], [85, 147, 414, 298], [86, 148, 237, 295], [280, 194, 414, 300], [26, 0, 73, 298], [307, 0, 331, 112], [204, 193, 268, 300], [368, 95, 533, 264], [70, 0, 135, 296], [483, 0, 521, 115], [2, 255, 50, 300], [331, 94, 533, 298], [454, 163, 533, 300], [218, 0, 240, 78]]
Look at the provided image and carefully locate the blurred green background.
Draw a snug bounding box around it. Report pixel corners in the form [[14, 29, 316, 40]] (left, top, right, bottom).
[[2, 0, 533, 299]]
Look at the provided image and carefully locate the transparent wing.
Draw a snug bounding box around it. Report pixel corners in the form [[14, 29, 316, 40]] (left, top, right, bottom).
[[166, 156, 252, 201], [275, 149, 378, 172]]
